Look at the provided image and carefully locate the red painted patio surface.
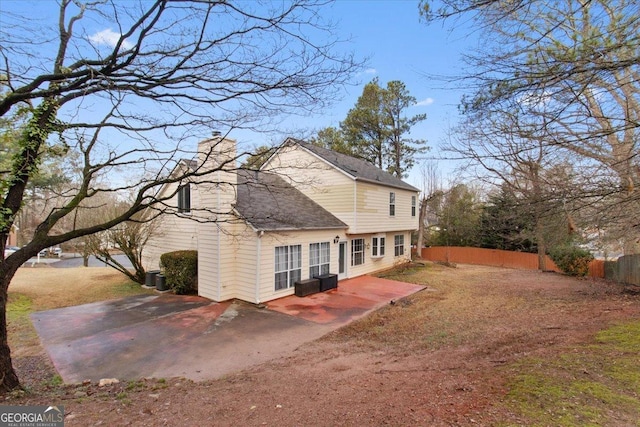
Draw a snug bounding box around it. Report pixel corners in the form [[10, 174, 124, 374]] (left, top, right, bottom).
[[267, 275, 424, 326], [32, 276, 423, 383]]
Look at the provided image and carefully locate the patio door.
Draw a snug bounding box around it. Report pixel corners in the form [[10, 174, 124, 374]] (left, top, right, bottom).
[[338, 241, 347, 280]]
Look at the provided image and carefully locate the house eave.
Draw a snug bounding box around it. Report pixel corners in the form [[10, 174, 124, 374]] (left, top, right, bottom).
[[345, 227, 418, 236], [253, 225, 349, 233], [355, 177, 420, 192]]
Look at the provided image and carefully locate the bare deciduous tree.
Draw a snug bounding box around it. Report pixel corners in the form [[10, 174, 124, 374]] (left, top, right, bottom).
[[445, 108, 579, 270], [415, 162, 442, 255], [422, 0, 640, 254], [86, 217, 159, 285], [0, 0, 360, 392]]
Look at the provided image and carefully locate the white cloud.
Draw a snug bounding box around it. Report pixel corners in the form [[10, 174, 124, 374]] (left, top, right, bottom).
[[364, 68, 377, 74], [89, 28, 133, 50], [416, 97, 434, 107]]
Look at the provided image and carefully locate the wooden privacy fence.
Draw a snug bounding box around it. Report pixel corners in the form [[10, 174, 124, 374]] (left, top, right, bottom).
[[419, 246, 605, 279], [605, 254, 640, 285]]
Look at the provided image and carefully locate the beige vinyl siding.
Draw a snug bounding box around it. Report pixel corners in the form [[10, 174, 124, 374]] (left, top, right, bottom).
[[143, 179, 199, 270], [262, 145, 357, 229], [353, 182, 419, 234], [347, 231, 412, 278], [255, 230, 412, 303], [257, 229, 344, 303], [196, 137, 239, 301], [216, 228, 237, 301], [196, 221, 220, 300], [229, 225, 259, 302], [147, 140, 417, 304], [197, 192, 238, 301], [143, 215, 198, 270], [195, 176, 222, 301], [264, 145, 419, 236], [197, 222, 257, 303]]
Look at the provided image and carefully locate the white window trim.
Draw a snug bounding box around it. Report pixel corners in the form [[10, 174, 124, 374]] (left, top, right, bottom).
[[371, 234, 386, 259], [394, 234, 405, 257], [389, 192, 396, 217], [309, 242, 330, 278], [411, 195, 416, 217], [351, 238, 365, 266], [177, 183, 191, 214], [274, 245, 302, 291]]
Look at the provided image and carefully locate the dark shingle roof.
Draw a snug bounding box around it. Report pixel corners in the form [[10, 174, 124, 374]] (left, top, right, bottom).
[[233, 169, 347, 231], [184, 159, 198, 170], [293, 140, 419, 192]]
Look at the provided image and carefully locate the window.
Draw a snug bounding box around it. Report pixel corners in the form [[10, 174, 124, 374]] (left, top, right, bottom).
[[389, 192, 395, 216], [274, 245, 301, 291], [372, 235, 385, 258], [177, 183, 191, 213], [351, 238, 364, 266], [411, 195, 416, 217], [394, 234, 405, 257], [309, 242, 330, 277]]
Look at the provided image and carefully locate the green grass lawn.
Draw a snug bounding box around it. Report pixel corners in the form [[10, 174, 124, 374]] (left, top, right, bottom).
[[334, 263, 640, 425], [502, 321, 640, 426]]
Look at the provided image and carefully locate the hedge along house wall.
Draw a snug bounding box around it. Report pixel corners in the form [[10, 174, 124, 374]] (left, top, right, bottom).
[[419, 246, 606, 279], [160, 250, 198, 294]]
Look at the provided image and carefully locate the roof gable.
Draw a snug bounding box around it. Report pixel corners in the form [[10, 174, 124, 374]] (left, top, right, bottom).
[[234, 169, 347, 231], [285, 138, 419, 192]]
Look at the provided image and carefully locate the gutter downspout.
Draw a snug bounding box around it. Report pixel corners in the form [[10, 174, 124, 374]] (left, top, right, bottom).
[[255, 230, 263, 304], [216, 171, 222, 302], [353, 180, 357, 233]]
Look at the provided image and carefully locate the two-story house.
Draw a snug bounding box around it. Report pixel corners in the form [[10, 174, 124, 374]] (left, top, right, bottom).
[[143, 135, 420, 304]]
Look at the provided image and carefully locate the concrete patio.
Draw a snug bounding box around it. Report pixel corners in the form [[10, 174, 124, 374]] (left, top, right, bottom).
[[31, 276, 423, 383]]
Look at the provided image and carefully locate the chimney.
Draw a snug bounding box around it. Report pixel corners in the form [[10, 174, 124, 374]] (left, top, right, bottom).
[[198, 133, 236, 171], [196, 133, 238, 302], [197, 133, 237, 216]]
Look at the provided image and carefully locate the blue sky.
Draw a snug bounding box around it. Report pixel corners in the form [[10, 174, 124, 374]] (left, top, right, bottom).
[[322, 1, 472, 124], [280, 1, 478, 186], [1, 0, 477, 187]]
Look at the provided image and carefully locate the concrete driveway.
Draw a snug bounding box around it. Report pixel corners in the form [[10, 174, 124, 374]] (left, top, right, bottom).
[[31, 276, 423, 383]]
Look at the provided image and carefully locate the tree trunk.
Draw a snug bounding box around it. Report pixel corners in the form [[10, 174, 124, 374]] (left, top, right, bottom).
[[416, 197, 429, 257], [536, 220, 547, 272], [0, 259, 24, 392]]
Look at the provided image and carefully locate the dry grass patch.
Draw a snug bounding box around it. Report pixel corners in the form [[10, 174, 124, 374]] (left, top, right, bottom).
[[10, 266, 151, 309], [328, 263, 532, 353], [6, 261, 640, 426], [330, 262, 640, 424]]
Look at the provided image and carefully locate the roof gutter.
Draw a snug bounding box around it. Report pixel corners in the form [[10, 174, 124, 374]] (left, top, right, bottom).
[[251, 225, 348, 232], [355, 177, 420, 192]]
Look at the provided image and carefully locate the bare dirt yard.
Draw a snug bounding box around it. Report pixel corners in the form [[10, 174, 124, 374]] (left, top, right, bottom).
[[7, 263, 640, 426]]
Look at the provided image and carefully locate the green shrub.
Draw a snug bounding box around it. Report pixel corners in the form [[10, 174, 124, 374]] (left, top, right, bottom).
[[548, 245, 594, 277], [160, 250, 198, 294]]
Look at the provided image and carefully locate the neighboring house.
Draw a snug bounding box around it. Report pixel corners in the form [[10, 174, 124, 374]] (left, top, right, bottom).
[[144, 135, 420, 304], [7, 224, 18, 247]]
